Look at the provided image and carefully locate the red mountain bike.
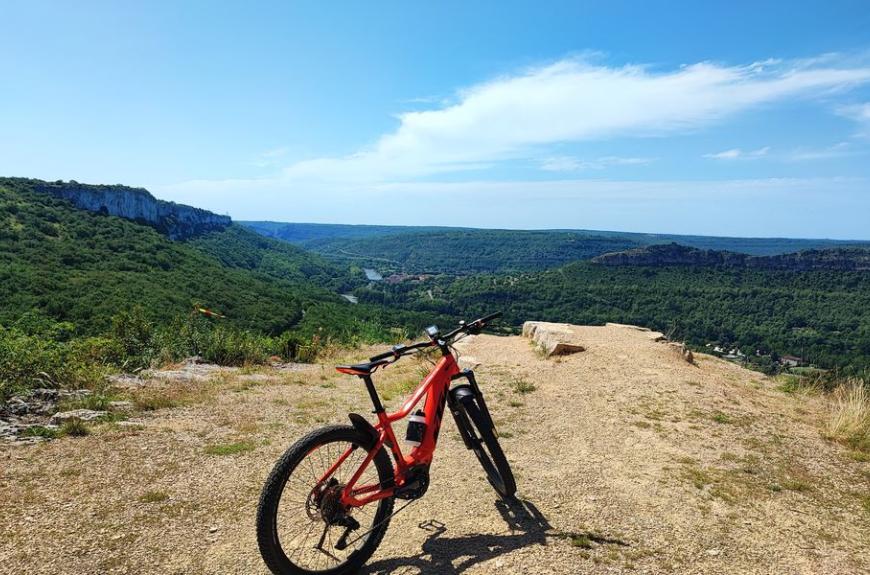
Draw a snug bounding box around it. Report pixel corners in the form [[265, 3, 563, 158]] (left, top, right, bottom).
[[256, 312, 516, 574]]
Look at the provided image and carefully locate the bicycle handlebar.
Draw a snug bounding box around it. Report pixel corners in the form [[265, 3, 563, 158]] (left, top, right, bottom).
[[369, 312, 502, 362]]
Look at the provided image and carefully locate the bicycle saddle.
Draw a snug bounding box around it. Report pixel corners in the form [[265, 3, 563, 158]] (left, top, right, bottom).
[[335, 358, 391, 376]]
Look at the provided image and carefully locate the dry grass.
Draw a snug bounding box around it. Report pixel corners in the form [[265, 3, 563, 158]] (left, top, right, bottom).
[[203, 440, 255, 456], [130, 383, 216, 411], [824, 380, 870, 453]]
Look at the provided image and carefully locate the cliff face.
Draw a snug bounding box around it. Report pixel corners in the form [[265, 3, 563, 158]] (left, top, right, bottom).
[[34, 180, 230, 240], [592, 242, 870, 271]]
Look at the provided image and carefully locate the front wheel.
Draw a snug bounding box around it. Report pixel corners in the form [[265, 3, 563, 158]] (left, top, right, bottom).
[[256, 425, 394, 575], [452, 384, 517, 498]]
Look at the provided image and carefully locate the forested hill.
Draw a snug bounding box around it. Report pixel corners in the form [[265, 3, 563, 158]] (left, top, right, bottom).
[[0, 178, 409, 337], [593, 243, 870, 271], [241, 221, 458, 243], [241, 221, 870, 274], [374, 261, 870, 371], [304, 230, 641, 273]]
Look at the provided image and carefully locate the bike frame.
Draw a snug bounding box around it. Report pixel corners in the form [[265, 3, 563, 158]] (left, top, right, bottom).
[[324, 352, 462, 508]]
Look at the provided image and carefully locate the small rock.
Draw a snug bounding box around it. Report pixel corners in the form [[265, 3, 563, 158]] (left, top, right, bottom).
[[50, 409, 108, 425], [108, 401, 134, 412], [668, 342, 695, 364], [108, 373, 147, 388], [30, 388, 60, 401], [706, 549, 721, 557], [0, 421, 22, 438], [209, 526, 219, 533], [5, 398, 29, 416]]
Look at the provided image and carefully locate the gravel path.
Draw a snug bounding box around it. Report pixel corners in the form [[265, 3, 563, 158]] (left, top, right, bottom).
[[1, 325, 868, 574]]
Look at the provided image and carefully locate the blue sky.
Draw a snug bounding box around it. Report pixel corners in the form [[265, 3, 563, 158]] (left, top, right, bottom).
[[2, 1, 870, 238]]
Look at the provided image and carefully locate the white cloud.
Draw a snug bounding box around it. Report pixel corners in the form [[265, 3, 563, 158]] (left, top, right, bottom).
[[271, 55, 870, 182], [703, 146, 770, 160], [838, 102, 870, 136], [539, 155, 653, 172], [785, 141, 853, 161], [250, 146, 289, 168]]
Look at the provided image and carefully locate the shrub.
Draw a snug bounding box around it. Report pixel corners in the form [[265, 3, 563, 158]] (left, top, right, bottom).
[[110, 306, 154, 369], [0, 324, 108, 401], [825, 380, 869, 452], [511, 378, 536, 394], [198, 326, 270, 366], [60, 420, 90, 437]]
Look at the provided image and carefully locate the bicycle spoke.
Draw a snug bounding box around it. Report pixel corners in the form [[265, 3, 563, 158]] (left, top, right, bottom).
[[270, 435, 387, 572]]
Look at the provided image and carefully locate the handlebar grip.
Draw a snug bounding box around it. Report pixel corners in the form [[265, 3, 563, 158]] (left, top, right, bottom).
[[369, 349, 398, 362]]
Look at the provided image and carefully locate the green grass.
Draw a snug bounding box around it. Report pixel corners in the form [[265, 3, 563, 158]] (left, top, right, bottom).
[[19, 425, 59, 439], [511, 378, 537, 395], [18, 420, 93, 439], [139, 490, 170, 503], [710, 411, 733, 424], [569, 534, 594, 549], [780, 479, 812, 493], [60, 420, 90, 437], [683, 466, 713, 490], [57, 390, 116, 412], [848, 451, 870, 462], [204, 440, 256, 456]]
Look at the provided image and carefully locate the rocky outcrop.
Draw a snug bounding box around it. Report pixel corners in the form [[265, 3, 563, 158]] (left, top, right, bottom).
[[523, 321, 586, 356], [1, 388, 93, 443], [34, 180, 231, 240], [592, 242, 870, 271]]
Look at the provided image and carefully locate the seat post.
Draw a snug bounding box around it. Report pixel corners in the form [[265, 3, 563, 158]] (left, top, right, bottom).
[[362, 375, 385, 413]]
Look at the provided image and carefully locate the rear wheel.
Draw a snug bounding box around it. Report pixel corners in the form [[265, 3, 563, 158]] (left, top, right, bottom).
[[452, 385, 517, 498], [256, 425, 394, 575]]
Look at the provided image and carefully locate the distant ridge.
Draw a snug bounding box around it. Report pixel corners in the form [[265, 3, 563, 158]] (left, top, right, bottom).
[[19, 178, 231, 240], [592, 242, 870, 271]]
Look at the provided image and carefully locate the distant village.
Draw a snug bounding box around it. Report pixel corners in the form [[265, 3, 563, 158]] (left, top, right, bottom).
[[341, 268, 435, 304], [706, 344, 807, 370]]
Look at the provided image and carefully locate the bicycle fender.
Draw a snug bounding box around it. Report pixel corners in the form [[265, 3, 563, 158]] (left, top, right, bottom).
[[448, 386, 476, 449], [348, 413, 379, 450], [449, 384, 476, 404], [450, 384, 497, 438]]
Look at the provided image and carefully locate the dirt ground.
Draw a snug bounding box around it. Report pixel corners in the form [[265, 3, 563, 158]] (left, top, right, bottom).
[[1, 324, 868, 574]]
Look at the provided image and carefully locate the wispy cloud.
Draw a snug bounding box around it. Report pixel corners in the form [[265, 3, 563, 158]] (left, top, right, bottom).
[[785, 141, 853, 161], [271, 55, 870, 182], [539, 155, 653, 172], [704, 142, 863, 162], [703, 146, 770, 160], [838, 102, 870, 136], [250, 146, 289, 168]]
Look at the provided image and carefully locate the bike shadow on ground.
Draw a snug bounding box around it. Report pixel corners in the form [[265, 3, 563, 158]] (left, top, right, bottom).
[[363, 497, 554, 575]]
